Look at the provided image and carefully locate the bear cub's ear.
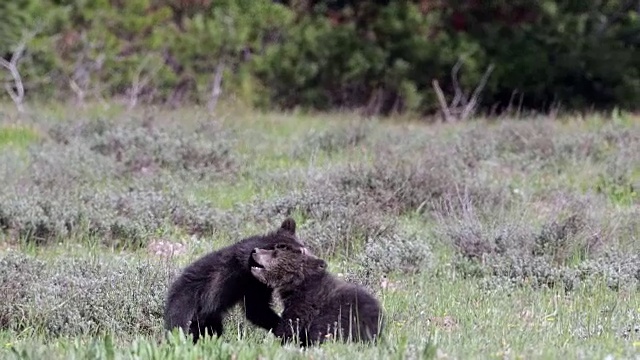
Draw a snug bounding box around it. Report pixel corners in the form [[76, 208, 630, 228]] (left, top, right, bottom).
[[279, 217, 296, 235], [312, 257, 327, 271]]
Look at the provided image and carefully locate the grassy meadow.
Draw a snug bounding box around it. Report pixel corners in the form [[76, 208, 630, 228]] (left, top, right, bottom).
[[0, 103, 639, 359]]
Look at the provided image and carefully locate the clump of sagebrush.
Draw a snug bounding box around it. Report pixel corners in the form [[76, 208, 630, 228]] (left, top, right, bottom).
[[437, 189, 640, 291], [469, 254, 582, 291], [489, 119, 640, 172], [575, 252, 640, 290], [0, 177, 238, 247], [446, 123, 502, 168], [357, 228, 433, 276], [334, 150, 512, 218], [0, 251, 174, 338], [596, 120, 640, 159], [492, 120, 558, 161], [532, 213, 602, 264], [0, 114, 243, 247], [25, 141, 119, 186], [0, 188, 85, 245], [290, 120, 371, 158], [47, 116, 113, 144], [347, 119, 640, 218], [445, 119, 633, 172], [473, 251, 640, 292], [334, 154, 464, 214], [433, 195, 535, 261], [491, 120, 604, 166], [47, 116, 236, 180], [248, 182, 432, 275], [438, 189, 612, 260], [249, 185, 388, 256], [593, 125, 640, 205]]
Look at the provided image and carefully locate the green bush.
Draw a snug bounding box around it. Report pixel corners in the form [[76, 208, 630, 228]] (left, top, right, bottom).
[[1, 1, 638, 113], [165, 0, 293, 105], [254, 2, 462, 114], [453, 0, 640, 111]]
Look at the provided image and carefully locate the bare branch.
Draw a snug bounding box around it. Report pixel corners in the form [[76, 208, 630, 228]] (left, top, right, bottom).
[[517, 92, 524, 118], [127, 55, 162, 110], [69, 79, 86, 105], [207, 63, 225, 113], [432, 79, 453, 123], [432, 61, 495, 122], [363, 87, 384, 117], [506, 90, 518, 115], [450, 58, 465, 108], [460, 64, 494, 121], [0, 33, 34, 112], [68, 31, 93, 107]]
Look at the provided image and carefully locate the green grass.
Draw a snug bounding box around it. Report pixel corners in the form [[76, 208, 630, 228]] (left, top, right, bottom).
[[1, 103, 639, 359], [0, 125, 40, 150], [1, 271, 638, 359], [189, 179, 283, 210]]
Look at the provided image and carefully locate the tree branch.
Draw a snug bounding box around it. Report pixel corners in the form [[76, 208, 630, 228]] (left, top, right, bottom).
[[432, 79, 453, 122], [460, 63, 494, 121], [207, 63, 225, 113], [0, 34, 31, 112]]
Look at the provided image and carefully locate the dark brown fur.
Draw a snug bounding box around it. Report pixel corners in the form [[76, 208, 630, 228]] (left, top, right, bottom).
[[250, 246, 383, 346], [164, 218, 308, 343]]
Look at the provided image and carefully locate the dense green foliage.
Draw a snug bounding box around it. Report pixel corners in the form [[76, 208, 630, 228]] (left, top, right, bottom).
[[1, 0, 638, 114]]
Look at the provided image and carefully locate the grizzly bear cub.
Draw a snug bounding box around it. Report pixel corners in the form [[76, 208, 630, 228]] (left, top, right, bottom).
[[250, 245, 383, 346], [164, 218, 309, 343]]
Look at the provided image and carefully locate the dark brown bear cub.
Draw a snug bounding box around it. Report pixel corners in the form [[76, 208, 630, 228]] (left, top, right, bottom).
[[250, 245, 383, 346], [164, 218, 309, 343]]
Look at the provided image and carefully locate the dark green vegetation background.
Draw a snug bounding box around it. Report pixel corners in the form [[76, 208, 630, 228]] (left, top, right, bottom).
[[1, 0, 639, 115]]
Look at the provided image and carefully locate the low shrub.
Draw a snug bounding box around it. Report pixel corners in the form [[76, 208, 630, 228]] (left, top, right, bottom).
[[332, 147, 511, 217], [290, 121, 371, 159], [0, 181, 236, 247], [469, 251, 640, 292], [0, 251, 173, 338], [250, 186, 389, 256], [47, 117, 236, 180], [248, 180, 433, 276], [0, 116, 240, 247], [437, 190, 640, 291]]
